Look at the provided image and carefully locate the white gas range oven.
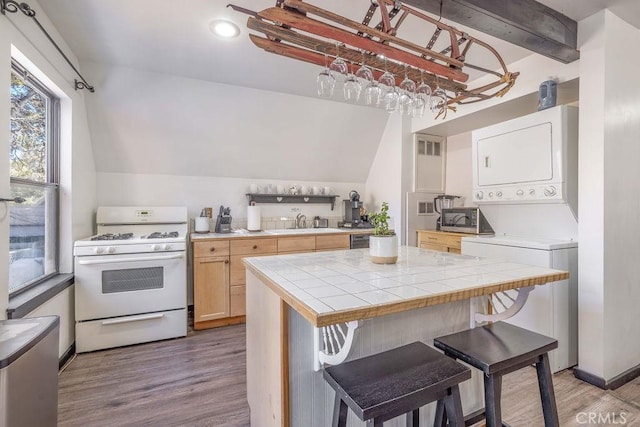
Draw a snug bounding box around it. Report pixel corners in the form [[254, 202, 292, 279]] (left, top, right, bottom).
[[74, 206, 188, 353]]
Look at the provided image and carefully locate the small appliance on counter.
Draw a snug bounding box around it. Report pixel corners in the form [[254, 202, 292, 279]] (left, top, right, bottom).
[[440, 207, 494, 234], [215, 205, 232, 233], [313, 216, 328, 228], [434, 194, 460, 230]]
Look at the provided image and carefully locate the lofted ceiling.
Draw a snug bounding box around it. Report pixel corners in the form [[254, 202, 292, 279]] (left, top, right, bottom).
[[34, 0, 640, 182]]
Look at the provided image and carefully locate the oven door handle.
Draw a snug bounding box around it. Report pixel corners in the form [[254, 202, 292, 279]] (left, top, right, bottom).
[[101, 313, 165, 325], [77, 253, 184, 265]]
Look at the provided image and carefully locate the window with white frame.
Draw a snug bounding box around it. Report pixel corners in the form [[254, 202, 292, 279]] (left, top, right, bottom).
[[9, 60, 59, 295]]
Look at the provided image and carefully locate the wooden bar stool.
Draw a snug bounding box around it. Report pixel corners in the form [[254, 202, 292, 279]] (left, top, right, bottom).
[[323, 341, 471, 427], [434, 321, 559, 427]]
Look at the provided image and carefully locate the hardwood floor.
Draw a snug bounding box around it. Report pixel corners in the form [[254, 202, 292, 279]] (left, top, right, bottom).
[[58, 325, 250, 427], [59, 324, 640, 426]]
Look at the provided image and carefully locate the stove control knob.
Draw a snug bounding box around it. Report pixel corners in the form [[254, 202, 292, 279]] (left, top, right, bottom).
[[516, 189, 524, 196], [94, 247, 104, 254], [475, 191, 484, 200], [529, 189, 536, 196], [496, 191, 503, 198], [488, 192, 494, 198], [163, 244, 170, 251], [544, 186, 557, 197], [151, 244, 160, 251], [107, 246, 116, 254]]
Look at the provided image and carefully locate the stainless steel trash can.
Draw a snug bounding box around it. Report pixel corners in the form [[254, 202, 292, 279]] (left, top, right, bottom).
[[0, 316, 60, 427]]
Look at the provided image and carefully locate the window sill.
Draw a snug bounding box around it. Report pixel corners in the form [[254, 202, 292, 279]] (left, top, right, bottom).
[[7, 274, 74, 319]]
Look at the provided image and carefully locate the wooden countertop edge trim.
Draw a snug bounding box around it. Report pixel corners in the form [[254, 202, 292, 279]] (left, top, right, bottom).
[[244, 261, 568, 327], [244, 262, 321, 325]]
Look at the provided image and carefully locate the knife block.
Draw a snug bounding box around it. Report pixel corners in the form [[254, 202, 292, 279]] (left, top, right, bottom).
[[215, 214, 232, 233]]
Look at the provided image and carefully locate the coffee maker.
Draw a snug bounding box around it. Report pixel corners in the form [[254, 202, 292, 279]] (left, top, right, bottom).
[[339, 190, 371, 228], [434, 194, 460, 230]]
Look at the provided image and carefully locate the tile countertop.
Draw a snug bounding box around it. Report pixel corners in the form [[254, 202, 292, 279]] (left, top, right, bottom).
[[190, 227, 375, 241], [242, 246, 569, 327]]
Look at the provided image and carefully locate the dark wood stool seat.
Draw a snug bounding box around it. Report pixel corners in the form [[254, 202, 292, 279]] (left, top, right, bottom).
[[434, 321, 559, 427], [323, 341, 471, 427]]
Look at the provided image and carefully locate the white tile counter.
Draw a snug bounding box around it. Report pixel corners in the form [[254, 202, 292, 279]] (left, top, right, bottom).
[[243, 246, 569, 327], [244, 246, 569, 427]]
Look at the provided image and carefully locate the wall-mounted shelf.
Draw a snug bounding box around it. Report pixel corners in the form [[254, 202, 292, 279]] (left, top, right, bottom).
[[246, 194, 340, 210]]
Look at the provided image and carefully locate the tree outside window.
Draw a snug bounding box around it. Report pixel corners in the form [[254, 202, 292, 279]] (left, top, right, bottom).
[[9, 62, 59, 295]]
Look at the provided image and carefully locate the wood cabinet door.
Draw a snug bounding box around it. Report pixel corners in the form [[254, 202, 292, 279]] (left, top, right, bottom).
[[230, 285, 246, 317], [194, 256, 230, 323]]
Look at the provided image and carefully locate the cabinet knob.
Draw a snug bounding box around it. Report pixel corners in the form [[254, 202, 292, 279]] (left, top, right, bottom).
[[210, 247, 216, 252], [253, 245, 258, 249], [224, 259, 229, 264]]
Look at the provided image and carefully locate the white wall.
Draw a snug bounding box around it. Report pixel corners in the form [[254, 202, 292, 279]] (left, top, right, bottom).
[[444, 131, 473, 203], [1, 2, 96, 337], [412, 52, 580, 134], [27, 287, 74, 358], [81, 61, 390, 184], [364, 115, 411, 241], [578, 10, 640, 382], [96, 172, 365, 229]]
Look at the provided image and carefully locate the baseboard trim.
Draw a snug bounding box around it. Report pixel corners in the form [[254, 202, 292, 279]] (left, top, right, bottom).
[[59, 343, 75, 370], [574, 363, 640, 390]]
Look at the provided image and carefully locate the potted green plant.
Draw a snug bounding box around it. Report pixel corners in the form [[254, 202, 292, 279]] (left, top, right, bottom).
[[368, 202, 398, 264]]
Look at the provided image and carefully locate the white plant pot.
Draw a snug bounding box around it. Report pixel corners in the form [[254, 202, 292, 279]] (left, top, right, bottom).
[[369, 235, 398, 264]]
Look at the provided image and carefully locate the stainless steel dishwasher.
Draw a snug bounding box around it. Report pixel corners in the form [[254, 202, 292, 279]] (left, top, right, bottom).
[[350, 234, 370, 249], [0, 316, 59, 427]]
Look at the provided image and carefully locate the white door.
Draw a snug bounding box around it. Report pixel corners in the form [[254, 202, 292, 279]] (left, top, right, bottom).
[[414, 133, 445, 192]]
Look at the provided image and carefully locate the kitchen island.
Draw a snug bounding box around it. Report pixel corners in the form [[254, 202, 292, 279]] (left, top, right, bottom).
[[243, 246, 569, 427]]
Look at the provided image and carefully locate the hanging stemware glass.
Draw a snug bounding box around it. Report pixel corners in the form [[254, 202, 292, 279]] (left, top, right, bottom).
[[412, 71, 432, 118], [378, 57, 398, 113], [329, 42, 348, 76], [398, 65, 416, 115], [317, 53, 336, 98], [356, 50, 380, 106], [343, 63, 362, 103]]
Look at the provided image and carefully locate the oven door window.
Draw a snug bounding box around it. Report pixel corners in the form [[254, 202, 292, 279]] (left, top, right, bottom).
[[102, 267, 164, 294]]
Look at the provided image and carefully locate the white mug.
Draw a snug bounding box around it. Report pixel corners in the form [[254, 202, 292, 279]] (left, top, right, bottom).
[[300, 186, 308, 195], [323, 186, 331, 195], [312, 186, 320, 195], [276, 184, 284, 194]]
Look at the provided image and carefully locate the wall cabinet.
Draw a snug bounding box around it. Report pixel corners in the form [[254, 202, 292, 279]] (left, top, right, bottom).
[[416, 230, 473, 254], [192, 232, 365, 330]]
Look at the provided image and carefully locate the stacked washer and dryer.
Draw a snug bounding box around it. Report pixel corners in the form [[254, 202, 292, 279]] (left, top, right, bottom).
[[462, 105, 579, 373]]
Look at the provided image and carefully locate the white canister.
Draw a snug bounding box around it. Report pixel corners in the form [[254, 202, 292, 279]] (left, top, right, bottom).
[[194, 217, 210, 233], [323, 186, 332, 195], [312, 186, 320, 195]]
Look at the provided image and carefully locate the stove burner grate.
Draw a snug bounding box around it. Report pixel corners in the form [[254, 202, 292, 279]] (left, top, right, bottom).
[[90, 233, 134, 241], [146, 231, 179, 239]]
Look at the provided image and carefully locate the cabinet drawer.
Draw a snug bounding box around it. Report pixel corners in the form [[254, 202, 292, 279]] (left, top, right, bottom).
[[316, 234, 350, 251], [230, 285, 246, 317], [193, 240, 230, 257], [278, 236, 315, 253], [419, 242, 448, 253], [231, 238, 278, 255], [418, 232, 463, 249]]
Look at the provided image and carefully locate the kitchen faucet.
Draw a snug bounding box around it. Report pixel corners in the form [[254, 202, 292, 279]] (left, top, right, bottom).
[[296, 213, 307, 229]]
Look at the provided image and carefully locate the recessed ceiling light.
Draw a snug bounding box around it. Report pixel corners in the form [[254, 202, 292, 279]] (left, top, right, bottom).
[[210, 20, 240, 38]]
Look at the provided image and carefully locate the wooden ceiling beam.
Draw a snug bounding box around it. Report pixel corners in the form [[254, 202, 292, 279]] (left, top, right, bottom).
[[401, 0, 579, 63]]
